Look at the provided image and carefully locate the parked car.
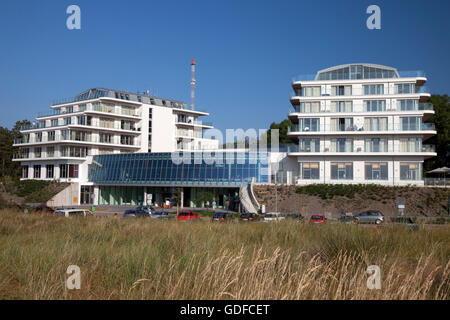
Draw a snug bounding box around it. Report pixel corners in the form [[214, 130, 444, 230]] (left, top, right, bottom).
[[151, 210, 174, 220], [212, 212, 230, 222], [123, 209, 151, 218], [34, 205, 55, 214], [392, 216, 419, 230], [177, 210, 200, 221], [354, 210, 384, 224], [54, 208, 91, 217], [339, 215, 356, 224], [309, 215, 327, 224], [264, 212, 285, 222], [240, 212, 257, 221], [135, 205, 153, 215]]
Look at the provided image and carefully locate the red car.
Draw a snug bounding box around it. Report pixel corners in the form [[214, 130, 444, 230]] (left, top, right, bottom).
[[177, 210, 200, 221], [309, 215, 327, 224]]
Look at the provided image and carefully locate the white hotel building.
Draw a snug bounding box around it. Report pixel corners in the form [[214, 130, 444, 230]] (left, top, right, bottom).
[[13, 88, 218, 203], [286, 63, 436, 186]]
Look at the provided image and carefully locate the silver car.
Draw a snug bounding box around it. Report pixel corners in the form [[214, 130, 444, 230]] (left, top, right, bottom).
[[354, 210, 384, 224], [151, 210, 174, 220]]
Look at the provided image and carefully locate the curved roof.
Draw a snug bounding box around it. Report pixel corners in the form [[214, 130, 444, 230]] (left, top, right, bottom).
[[315, 63, 399, 80]]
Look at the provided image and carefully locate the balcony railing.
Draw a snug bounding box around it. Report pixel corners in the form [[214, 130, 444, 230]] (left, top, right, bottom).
[[424, 178, 450, 187], [291, 86, 430, 98], [287, 144, 436, 154], [36, 104, 141, 119], [176, 119, 213, 127], [20, 121, 141, 132], [13, 135, 140, 147], [288, 123, 436, 133], [289, 103, 434, 114], [292, 70, 426, 83]]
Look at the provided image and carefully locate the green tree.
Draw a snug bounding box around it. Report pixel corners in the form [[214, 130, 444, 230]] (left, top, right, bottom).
[[265, 119, 294, 146], [424, 94, 450, 174], [0, 120, 31, 179]]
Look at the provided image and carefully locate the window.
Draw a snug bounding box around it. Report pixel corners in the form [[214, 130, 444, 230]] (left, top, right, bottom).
[[48, 131, 55, 141], [46, 165, 54, 179], [77, 115, 86, 125], [330, 101, 352, 112], [365, 138, 388, 152], [297, 102, 320, 113], [301, 86, 321, 97], [38, 120, 46, 129], [400, 162, 421, 180], [330, 118, 354, 131], [299, 138, 320, 152], [51, 119, 58, 127], [364, 117, 388, 131], [47, 146, 55, 157], [61, 146, 89, 157], [396, 83, 415, 94], [398, 99, 418, 111], [365, 162, 388, 180], [99, 118, 115, 129], [120, 135, 133, 145], [64, 117, 72, 125], [331, 85, 351, 96], [100, 133, 113, 144], [401, 117, 421, 131], [78, 104, 86, 112], [331, 162, 353, 180], [22, 166, 28, 179], [364, 100, 386, 112], [121, 120, 133, 130], [121, 106, 133, 116], [299, 162, 320, 180], [33, 165, 41, 179], [34, 147, 42, 158], [36, 132, 42, 142], [363, 84, 384, 95], [298, 118, 320, 131], [399, 138, 421, 152], [330, 138, 353, 152], [60, 164, 79, 178]]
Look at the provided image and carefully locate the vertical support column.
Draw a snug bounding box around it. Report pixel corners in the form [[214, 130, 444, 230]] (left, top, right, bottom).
[[180, 188, 184, 209], [93, 186, 99, 205]]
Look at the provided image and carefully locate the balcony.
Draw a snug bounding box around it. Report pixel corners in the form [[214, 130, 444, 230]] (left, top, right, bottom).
[[291, 86, 430, 98], [292, 70, 426, 83], [176, 119, 213, 127], [287, 144, 436, 155], [13, 134, 140, 147], [288, 122, 436, 133], [289, 103, 434, 115], [36, 104, 141, 119]]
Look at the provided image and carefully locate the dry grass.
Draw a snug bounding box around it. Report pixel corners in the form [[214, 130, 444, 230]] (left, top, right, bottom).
[[0, 209, 449, 300]]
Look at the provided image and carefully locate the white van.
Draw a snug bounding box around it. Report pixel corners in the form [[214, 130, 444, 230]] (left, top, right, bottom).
[[54, 208, 92, 217], [264, 212, 285, 222]]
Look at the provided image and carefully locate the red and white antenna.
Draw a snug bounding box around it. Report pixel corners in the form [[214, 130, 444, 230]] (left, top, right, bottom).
[[190, 58, 196, 110]]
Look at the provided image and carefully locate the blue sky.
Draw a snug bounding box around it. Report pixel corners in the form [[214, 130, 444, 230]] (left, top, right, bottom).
[[0, 0, 449, 132]]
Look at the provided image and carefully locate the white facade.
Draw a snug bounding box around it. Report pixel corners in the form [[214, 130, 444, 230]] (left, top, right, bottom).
[[286, 64, 437, 186], [13, 88, 219, 204]]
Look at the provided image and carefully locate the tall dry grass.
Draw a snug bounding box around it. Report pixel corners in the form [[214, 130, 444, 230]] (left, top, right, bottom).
[[0, 209, 448, 300]]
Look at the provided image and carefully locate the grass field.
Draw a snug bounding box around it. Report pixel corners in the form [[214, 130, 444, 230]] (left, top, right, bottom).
[[0, 209, 448, 300]]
